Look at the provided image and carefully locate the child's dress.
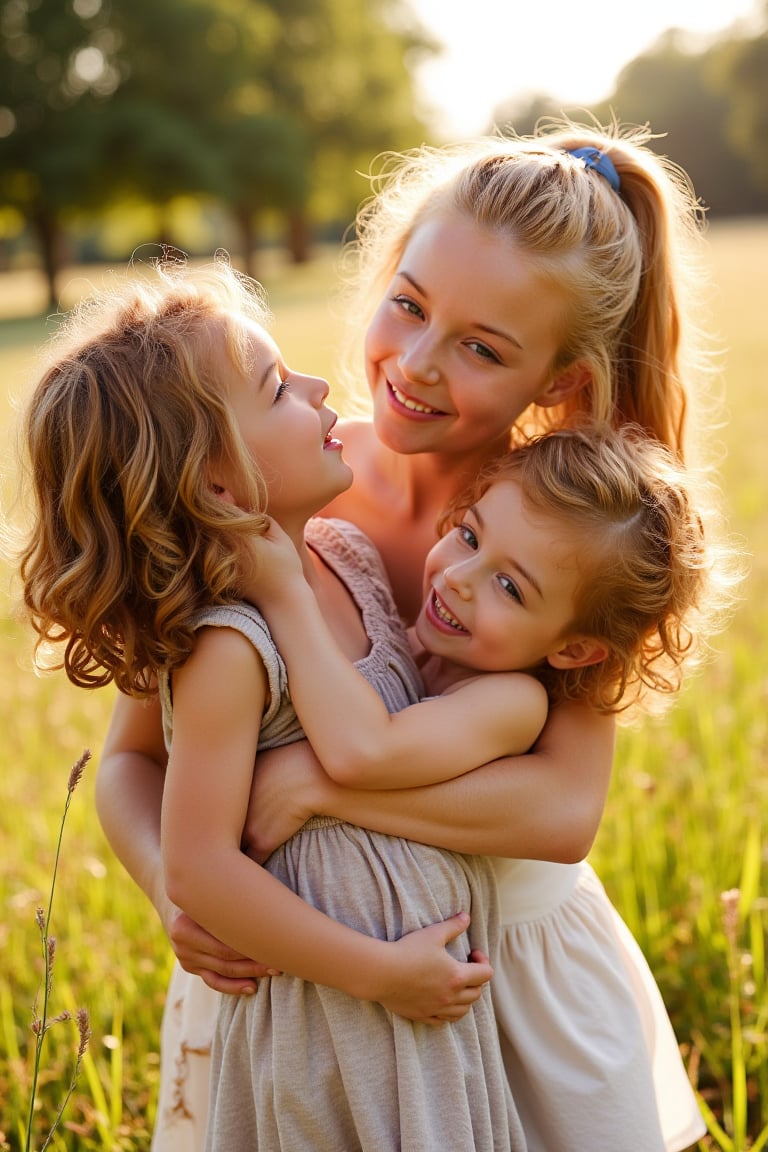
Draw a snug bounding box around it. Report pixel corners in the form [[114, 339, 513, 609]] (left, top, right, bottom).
[[489, 857, 706, 1151], [152, 518, 705, 1152], [155, 517, 523, 1152]]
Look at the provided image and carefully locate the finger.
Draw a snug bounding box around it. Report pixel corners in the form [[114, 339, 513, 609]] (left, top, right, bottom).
[[436, 910, 471, 945], [199, 971, 259, 996], [468, 948, 491, 965]]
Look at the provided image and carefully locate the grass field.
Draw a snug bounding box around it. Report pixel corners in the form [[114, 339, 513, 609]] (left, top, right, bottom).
[[0, 224, 766, 1150]]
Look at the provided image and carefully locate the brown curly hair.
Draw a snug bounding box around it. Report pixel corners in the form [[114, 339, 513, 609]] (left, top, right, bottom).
[[18, 258, 273, 696], [439, 422, 741, 716]]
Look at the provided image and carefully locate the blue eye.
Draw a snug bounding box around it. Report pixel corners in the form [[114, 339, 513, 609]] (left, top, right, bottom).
[[457, 523, 478, 549], [497, 574, 523, 603]]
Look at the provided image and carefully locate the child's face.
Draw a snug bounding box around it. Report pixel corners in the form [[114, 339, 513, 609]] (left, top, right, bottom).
[[414, 479, 587, 674], [364, 208, 570, 458], [215, 317, 353, 527]]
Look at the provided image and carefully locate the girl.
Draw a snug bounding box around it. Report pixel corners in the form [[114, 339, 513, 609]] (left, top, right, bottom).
[[17, 260, 524, 1151], [244, 421, 735, 1152], [97, 120, 715, 1149]]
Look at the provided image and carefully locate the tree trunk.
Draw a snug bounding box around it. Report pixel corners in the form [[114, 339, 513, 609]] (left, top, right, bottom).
[[286, 209, 310, 264], [237, 207, 259, 280], [32, 205, 61, 310]]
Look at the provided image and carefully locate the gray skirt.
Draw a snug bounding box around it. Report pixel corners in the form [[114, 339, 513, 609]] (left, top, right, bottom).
[[206, 817, 524, 1152]]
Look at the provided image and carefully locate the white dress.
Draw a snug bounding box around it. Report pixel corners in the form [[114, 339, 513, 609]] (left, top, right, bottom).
[[490, 857, 705, 1152]]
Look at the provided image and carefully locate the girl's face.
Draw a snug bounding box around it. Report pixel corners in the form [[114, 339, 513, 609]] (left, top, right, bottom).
[[216, 317, 353, 529], [414, 479, 591, 675], [365, 209, 570, 458]]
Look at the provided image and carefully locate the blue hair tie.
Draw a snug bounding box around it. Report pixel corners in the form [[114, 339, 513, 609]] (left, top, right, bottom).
[[567, 146, 621, 193]]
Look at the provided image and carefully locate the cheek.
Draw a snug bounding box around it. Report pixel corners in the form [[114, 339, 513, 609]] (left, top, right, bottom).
[[365, 307, 388, 361]]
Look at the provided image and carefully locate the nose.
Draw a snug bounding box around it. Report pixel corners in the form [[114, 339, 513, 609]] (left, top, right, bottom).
[[297, 371, 330, 406], [399, 334, 441, 386], [443, 560, 474, 600]]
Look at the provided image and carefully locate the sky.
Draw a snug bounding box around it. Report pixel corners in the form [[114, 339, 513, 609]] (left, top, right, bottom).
[[407, 0, 762, 137]]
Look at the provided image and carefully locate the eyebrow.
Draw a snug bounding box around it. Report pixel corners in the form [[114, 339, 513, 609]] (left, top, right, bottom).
[[470, 503, 543, 599], [396, 270, 523, 350]]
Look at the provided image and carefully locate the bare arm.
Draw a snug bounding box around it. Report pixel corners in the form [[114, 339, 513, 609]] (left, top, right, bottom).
[[97, 691, 268, 994], [243, 520, 547, 786], [244, 700, 615, 865], [162, 625, 494, 1023]]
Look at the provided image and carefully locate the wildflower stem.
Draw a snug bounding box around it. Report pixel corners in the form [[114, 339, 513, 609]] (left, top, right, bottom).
[[24, 750, 90, 1152]]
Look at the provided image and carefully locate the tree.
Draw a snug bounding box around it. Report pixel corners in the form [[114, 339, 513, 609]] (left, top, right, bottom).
[[0, 0, 118, 304], [489, 29, 768, 218], [714, 28, 768, 194], [0, 0, 438, 299]]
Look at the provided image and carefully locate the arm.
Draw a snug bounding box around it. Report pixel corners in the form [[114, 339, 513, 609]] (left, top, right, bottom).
[[244, 700, 615, 865], [244, 520, 547, 786], [98, 692, 268, 994], [162, 625, 493, 1023]]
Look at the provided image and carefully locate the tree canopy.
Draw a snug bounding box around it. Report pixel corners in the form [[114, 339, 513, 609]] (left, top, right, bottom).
[[1, 0, 767, 305]]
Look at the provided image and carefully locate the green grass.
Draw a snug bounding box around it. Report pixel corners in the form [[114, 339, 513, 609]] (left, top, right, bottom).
[[1, 227, 766, 1150]]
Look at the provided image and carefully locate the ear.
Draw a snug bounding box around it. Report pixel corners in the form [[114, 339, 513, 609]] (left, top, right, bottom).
[[208, 473, 238, 506], [213, 485, 238, 506], [535, 359, 592, 409], [547, 635, 608, 670]]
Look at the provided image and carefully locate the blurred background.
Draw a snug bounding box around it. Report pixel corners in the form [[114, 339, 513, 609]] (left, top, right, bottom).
[[0, 0, 765, 312]]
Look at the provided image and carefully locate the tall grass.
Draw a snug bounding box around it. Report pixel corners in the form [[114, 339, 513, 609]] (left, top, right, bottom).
[[0, 226, 766, 1149]]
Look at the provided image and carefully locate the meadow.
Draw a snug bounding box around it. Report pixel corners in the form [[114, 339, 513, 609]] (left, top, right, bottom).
[[0, 223, 766, 1150]]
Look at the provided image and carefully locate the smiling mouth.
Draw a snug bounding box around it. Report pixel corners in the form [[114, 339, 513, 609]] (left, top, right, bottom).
[[432, 590, 467, 632], [389, 381, 444, 416]]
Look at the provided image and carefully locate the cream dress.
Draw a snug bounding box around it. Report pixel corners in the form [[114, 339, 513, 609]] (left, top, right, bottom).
[[490, 857, 705, 1151], [155, 518, 523, 1152]]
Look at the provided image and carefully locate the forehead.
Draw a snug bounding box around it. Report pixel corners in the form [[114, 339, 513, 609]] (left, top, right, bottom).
[[400, 209, 569, 339], [208, 313, 278, 379], [478, 480, 586, 569]]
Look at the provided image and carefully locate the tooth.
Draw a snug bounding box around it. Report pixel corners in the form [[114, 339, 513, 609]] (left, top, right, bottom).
[[392, 384, 438, 414]]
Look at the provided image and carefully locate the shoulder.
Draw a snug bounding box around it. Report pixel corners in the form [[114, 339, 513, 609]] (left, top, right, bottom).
[[451, 670, 547, 706], [187, 622, 268, 681], [308, 517, 389, 585], [459, 672, 549, 743]]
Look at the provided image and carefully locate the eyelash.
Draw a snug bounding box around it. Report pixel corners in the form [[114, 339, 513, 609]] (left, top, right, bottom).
[[497, 575, 523, 604], [274, 377, 291, 402], [457, 523, 477, 548], [392, 294, 423, 319]]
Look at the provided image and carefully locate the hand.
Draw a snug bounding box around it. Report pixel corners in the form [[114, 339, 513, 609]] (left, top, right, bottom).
[[377, 912, 493, 1025], [242, 741, 326, 863], [167, 905, 282, 994], [239, 516, 305, 608]]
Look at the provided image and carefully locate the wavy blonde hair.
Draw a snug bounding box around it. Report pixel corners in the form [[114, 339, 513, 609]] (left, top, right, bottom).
[[440, 422, 741, 716], [18, 258, 272, 696], [339, 116, 715, 464]]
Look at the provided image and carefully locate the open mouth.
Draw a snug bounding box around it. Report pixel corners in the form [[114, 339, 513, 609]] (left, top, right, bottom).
[[389, 381, 444, 416], [323, 414, 343, 448], [431, 590, 467, 632]]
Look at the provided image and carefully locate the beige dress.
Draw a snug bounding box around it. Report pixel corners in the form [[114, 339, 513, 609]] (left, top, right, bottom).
[[155, 518, 523, 1152], [490, 857, 705, 1152]]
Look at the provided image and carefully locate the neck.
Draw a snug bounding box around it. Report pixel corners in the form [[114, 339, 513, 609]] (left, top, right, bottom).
[[384, 435, 512, 517], [417, 650, 478, 696]]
